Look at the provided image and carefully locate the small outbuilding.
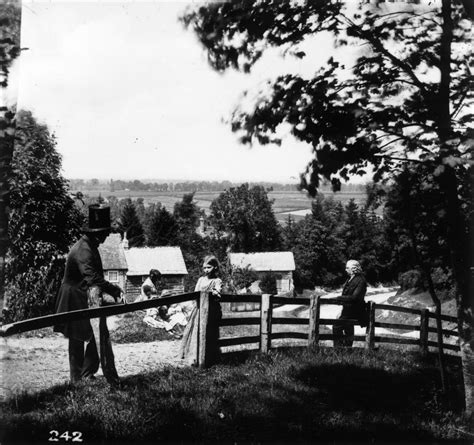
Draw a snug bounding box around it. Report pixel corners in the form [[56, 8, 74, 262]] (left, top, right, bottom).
[[99, 233, 128, 291], [99, 234, 188, 301], [124, 246, 188, 300], [228, 251, 296, 294]]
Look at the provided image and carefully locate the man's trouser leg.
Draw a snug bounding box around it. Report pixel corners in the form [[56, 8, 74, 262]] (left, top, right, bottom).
[[90, 317, 120, 385], [343, 324, 354, 347], [333, 324, 344, 348], [68, 338, 85, 383], [81, 335, 100, 379]]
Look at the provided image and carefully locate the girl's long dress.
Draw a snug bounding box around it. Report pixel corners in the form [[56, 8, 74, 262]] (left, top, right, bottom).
[[179, 277, 222, 366]]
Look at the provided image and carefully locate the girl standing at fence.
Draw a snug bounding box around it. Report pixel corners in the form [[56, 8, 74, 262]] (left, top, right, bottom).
[[179, 255, 222, 366]]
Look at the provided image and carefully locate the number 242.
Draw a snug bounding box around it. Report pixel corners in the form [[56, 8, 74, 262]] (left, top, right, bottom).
[[48, 431, 83, 442]]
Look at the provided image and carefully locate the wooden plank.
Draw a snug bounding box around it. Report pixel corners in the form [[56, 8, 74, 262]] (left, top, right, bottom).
[[260, 294, 272, 353], [272, 296, 310, 306], [375, 321, 420, 331], [428, 312, 457, 323], [308, 295, 320, 348], [220, 318, 260, 327], [318, 334, 366, 342], [219, 336, 260, 347], [375, 304, 422, 315], [220, 294, 261, 304], [420, 308, 429, 354], [271, 332, 308, 340], [375, 336, 420, 346], [427, 341, 460, 351], [0, 291, 200, 337], [427, 326, 458, 337], [366, 301, 375, 350], [198, 291, 209, 368], [272, 317, 308, 325], [318, 298, 345, 306], [319, 318, 359, 325]]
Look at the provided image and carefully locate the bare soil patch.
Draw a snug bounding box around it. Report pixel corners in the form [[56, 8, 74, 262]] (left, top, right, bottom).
[[1, 315, 185, 400]]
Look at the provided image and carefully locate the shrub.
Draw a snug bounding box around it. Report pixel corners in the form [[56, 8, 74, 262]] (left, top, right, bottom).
[[3, 256, 65, 323], [259, 272, 278, 295], [431, 267, 456, 302], [231, 266, 259, 292], [398, 269, 425, 292]]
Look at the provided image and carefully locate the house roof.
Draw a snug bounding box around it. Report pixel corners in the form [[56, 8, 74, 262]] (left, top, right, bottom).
[[99, 233, 128, 270], [124, 246, 188, 276], [229, 252, 296, 272]]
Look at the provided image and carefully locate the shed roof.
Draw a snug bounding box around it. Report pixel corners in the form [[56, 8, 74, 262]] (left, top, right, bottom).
[[229, 252, 296, 272], [124, 246, 188, 276], [99, 233, 128, 270]]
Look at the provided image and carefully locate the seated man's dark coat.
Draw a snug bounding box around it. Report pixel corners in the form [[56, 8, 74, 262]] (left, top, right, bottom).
[[337, 273, 368, 325]]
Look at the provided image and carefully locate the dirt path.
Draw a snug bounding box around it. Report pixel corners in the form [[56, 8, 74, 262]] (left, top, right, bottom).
[[1, 332, 185, 400]]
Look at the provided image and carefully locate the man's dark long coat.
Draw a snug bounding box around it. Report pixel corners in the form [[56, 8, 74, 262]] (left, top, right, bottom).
[[54, 235, 120, 341], [338, 273, 368, 325]]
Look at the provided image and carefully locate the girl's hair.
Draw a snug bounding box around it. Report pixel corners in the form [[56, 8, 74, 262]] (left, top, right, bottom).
[[203, 255, 220, 272]]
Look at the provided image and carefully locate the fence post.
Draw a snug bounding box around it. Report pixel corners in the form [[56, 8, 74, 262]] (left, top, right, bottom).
[[308, 295, 320, 348], [260, 293, 272, 353], [198, 291, 210, 368], [365, 301, 375, 350], [420, 308, 429, 354]]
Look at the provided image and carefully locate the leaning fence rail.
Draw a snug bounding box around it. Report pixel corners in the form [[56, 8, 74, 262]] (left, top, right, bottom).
[[1, 292, 460, 368], [0, 292, 200, 337]]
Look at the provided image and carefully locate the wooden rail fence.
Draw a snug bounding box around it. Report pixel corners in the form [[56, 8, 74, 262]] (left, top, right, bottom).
[[0, 292, 459, 368]]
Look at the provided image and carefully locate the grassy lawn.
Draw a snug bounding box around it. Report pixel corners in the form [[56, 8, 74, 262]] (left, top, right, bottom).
[[111, 311, 173, 344], [1, 347, 470, 444]]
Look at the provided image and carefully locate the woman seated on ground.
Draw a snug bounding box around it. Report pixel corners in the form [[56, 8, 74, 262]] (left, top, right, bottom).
[[142, 289, 188, 338]]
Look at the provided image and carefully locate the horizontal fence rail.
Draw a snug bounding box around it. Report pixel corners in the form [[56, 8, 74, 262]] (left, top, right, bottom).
[[0, 292, 200, 337], [1, 292, 460, 368], [217, 294, 460, 357]]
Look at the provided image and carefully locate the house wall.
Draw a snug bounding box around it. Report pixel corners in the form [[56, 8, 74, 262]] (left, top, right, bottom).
[[104, 270, 127, 293], [125, 274, 186, 302], [229, 270, 294, 312]]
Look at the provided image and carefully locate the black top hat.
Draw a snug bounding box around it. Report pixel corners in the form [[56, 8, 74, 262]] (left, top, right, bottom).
[[83, 204, 112, 232]]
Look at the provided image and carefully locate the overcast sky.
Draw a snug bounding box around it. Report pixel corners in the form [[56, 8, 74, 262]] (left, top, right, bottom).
[[9, 0, 358, 183]]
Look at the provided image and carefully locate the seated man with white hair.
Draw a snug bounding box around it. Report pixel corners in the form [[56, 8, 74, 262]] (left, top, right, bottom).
[[333, 259, 368, 348]]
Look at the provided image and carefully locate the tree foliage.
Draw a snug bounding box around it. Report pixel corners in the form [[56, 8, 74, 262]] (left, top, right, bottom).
[[210, 184, 281, 253], [145, 206, 178, 247], [181, 2, 473, 413], [181, 0, 471, 191], [119, 199, 145, 247], [0, 0, 21, 88], [5, 110, 83, 321], [0, 0, 22, 306]]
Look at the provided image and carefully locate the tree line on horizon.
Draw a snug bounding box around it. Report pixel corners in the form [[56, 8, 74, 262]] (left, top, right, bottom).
[[68, 178, 367, 194]]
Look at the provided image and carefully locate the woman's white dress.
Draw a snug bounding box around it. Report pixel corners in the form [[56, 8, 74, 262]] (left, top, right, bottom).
[[179, 276, 222, 365]]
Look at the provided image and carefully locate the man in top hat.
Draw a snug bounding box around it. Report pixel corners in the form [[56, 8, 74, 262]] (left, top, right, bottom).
[[54, 204, 123, 386]]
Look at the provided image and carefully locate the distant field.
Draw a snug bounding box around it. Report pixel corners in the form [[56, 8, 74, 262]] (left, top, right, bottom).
[[80, 189, 369, 224]]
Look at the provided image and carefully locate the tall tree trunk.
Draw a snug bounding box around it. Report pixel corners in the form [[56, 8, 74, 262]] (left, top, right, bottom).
[[438, 0, 473, 420], [404, 177, 447, 392], [0, 109, 15, 312]]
